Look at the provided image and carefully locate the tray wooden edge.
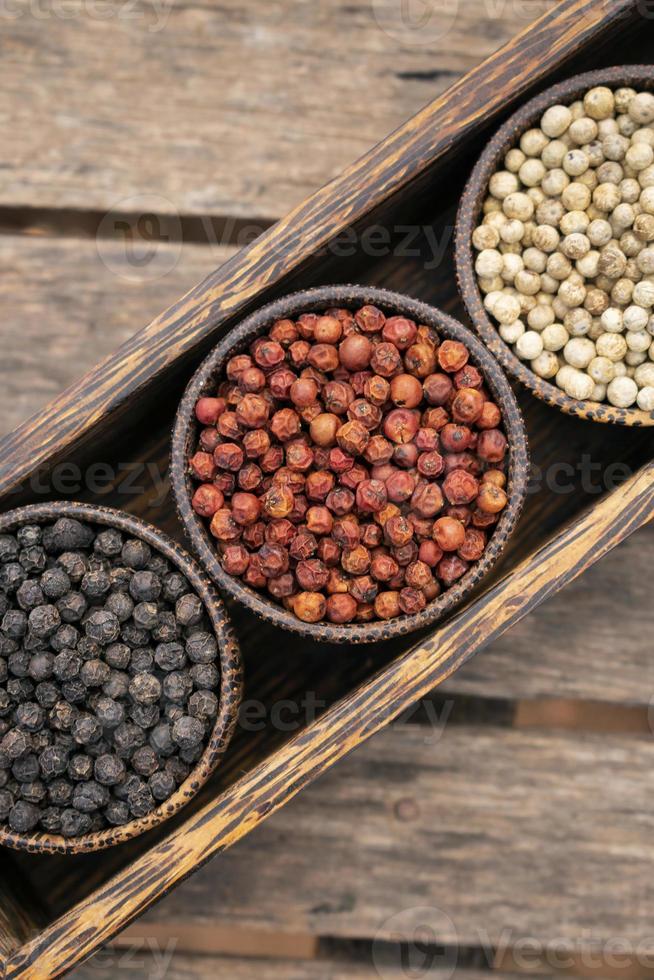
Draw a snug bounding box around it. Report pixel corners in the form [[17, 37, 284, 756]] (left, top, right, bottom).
[[0, 0, 640, 503], [6, 458, 654, 979]]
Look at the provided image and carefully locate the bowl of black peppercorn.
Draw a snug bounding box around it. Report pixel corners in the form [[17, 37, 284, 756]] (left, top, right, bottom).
[[0, 502, 242, 854]]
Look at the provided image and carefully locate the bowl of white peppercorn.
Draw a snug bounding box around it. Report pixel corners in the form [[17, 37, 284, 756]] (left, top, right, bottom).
[[0, 502, 242, 855], [456, 66, 654, 426]]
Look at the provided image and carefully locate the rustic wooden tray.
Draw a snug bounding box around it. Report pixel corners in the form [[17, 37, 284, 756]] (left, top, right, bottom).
[[1, 0, 653, 975]]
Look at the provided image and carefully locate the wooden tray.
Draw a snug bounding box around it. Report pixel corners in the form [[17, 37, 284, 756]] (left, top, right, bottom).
[[1, 0, 653, 975]]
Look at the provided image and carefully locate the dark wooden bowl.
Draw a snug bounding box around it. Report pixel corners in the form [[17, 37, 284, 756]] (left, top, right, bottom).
[[456, 65, 654, 428], [0, 501, 243, 855], [171, 285, 529, 645]]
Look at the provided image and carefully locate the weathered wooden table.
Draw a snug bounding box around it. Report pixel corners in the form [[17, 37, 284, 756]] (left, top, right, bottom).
[[2, 1, 653, 976]]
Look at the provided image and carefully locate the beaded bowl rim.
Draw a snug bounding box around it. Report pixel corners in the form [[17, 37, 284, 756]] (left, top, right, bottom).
[[455, 65, 654, 428], [171, 284, 529, 645], [0, 501, 243, 855]]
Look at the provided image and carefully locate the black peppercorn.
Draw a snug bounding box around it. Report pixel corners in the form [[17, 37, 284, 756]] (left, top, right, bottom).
[[16, 526, 41, 549], [185, 632, 217, 665], [8, 800, 40, 832], [172, 715, 204, 751], [57, 551, 88, 583], [28, 605, 60, 639], [188, 690, 218, 723], [15, 702, 45, 733], [35, 682, 59, 709], [60, 808, 92, 837], [47, 518, 95, 553], [113, 722, 146, 759], [105, 799, 130, 825], [1, 610, 27, 639], [151, 612, 179, 644], [38, 744, 69, 779], [175, 594, 203, 627], [56, 592, 87, 624], [154, 642, 186, 673], [94, 529, 123, 559], [53, 650, 82, 683], [95, 696, 125, 730], [94, 753, 126, 786], [129, 703, 160, 729], [72, 713, 102, 746], [18, 546, 47, 575], [79, 659, 111, 688], [129, 571, 161, 603], [84, 610, 120, 646], [0, 536, 19, 564], [81, 569, 111, 600], [162, 573, 188, 603], [40, 567, 71, 601], [20, 780, 46, 805], [162, 671, 193, 705], [190, 663, 219, 690], [0, 563, 27, 593], [50, 624, 80, 653], [105, 592, 134, 624], [28, 652, 54, 682], [131, 746, 160, 777], [40, 807, 63, 833], [122, 540, 151, 570], [132, 602, 159, 632], [1, 729, 30, 759], [12, 754, 39, 782], [149, 770, 175, 802], [127, 781, 155, 818], [68, 753, 94, 782], [149, 722, 175, 757]]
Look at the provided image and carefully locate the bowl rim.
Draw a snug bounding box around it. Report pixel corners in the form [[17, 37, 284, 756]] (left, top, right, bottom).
[[171, 284, 530, 645], [0, 501, 243, 855], [455, 64, 654, 428]]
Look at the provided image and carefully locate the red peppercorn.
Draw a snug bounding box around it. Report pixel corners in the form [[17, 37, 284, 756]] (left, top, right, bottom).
[[392, 443, 419, 469], [308, 343, 339, 373], [195, 397, 225, 425], [230, 492, 261, 526], [444, 505, 472, 527], [221, 544, 250, 576], [422, 407, 449, 431], [268, 368, 296, 400], [348, 398, 382, 431], [415, 427, 439, 452], [410, 483, 444, 518], [458, 528, 486, 562], [243, 429, 270, 459], [270, 318, 298, 347], [477, 429, 507, 463], [306, 506, 333, 536], [384, 514, 413, 547], [443, 469, 479, 506], [265, 519, 296, 547], [286, 441, 315, 473], [370, 553, 399, 582], [242, 522, 265, 550], [383, 408, 419, 444], [392, 540, 419, 567], [291, 592, 327, 623], [332, 515, 361, 549], [258, 543, 290, 578], [214, 443, 245, 472], [236, 393, 269, 429], [471, 506, 499, 528], [267, 573, 296, 599], [262, 485, 295, 519], [326, 593, 357, 623], [328, 448, 354, 474], [341, 545, 371, 576], [253, 339, 285, 369], [270, 408, 301, 442], [243, 556, 267, 589], [192, 484, 224, 518], [433, 516, 466, 552], [326, 487, 354, 515], [327, 568, 350, 594], [189, 452, 216, 482], [382, 316, 417, 350], [371, 589, 399, 619], [417, 451, 445, 479], [399, 587, 426, 615], [438, 340, 469, 373], [336, 420, 370, 456], [288, 340, 311, 369], [339, 334, 373, 371], [476, 483, 508, 514], [440, 423, 472, 453], [239, 367, 266, 393], [199, 427, 221, 453], [370, 342, 402, 378], [361, 523, 383, 548], [389, 373, 423, 408], [405, 560, 433, 590], [418, 540, 443, 567], [385, 470, 416, 504], [454, 365, 483, 390], [296, 559, 329, 591], [355, 479, 388, 513], [482, 469, 507, 488], [349, 575, 378, 604], [443, 452, 481, 476], [210, 509, 241, 542], [323, 380, 354, 415], [289, 531, 318, 561], [452, 388, 484, 425], [226, 354, 252, 381], [477, 402, 502, 430], [437, 555, 469, 586], [305, 470, 335, 502], [404, 343, 436, 378], [409, 514, 434, 539], [423, 373, 453, 406], [260, 445, 285, 473], [362, 435, 392, 466], [339, 463, 368, 490], [355, 304, 385, 333], [364, 375, 391, 407], [217, 411, 242, 440], [317, 537, 341, 567]]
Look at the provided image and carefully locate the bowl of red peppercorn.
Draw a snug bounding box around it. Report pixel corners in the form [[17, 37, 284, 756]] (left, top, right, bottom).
[[0, 501, 242, 854], [172, 286, 529, 644]]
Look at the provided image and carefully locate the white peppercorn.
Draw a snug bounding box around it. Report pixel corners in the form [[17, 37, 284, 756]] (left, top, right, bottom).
[[607, 375, 638, 407]]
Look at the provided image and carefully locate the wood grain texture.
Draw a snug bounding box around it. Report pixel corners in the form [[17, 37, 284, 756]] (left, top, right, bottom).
[[7, 456, 654, 978], [71, 950, 523, 980], [445, 523, 654, 704], [0, 0, 555, 220], [0, 235, 234, 436], [0, 0, 639, 503], [132, 722, 654, 945]]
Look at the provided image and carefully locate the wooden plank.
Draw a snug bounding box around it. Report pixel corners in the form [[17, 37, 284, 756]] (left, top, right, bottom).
[[444, 524, 654, 705], [72, 949, 524, 980], [0, 0, 556, 220], [8, 456, 654, 979], [131, 723, 654, 946], [0, 235, 234, 436]]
